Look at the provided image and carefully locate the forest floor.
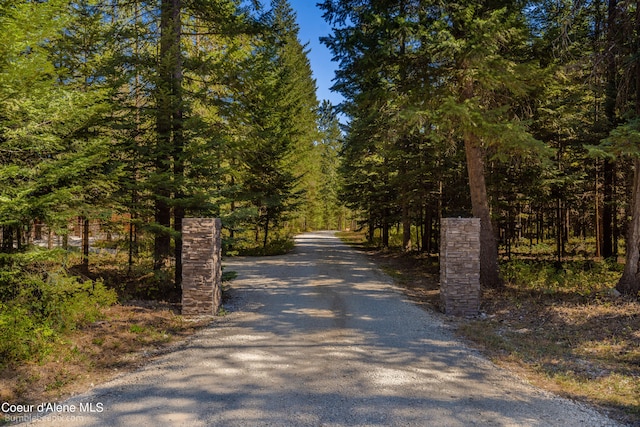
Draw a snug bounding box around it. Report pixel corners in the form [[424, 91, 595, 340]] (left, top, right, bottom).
[[0, 301, 211, 421], [337, 232, 640, 426]]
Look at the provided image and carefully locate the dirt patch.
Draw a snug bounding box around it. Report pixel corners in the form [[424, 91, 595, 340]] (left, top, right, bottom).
[[0, 302, 211, 410]]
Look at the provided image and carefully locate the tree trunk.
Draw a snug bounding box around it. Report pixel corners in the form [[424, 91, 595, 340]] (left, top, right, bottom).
[[602, 0, 617, 258], [602, 160, 616, 258], [423, 206, 432, 253], [616, 5, 640, 295], [402, 198, 412, 252], [128, 213, 135, 273], [382, 214, 390, 248], [464, 132, 503, 288], [459, 63, 502, 288], [555, 198, 563, 264], [617, 158, 640, 294], [82, 217, 90, 275], [613, 165, 619, 255], [154, 0, 183, 274], [595, 160, 603, 257], [263, 214, 270, 249], [229, 178, 236, 251]]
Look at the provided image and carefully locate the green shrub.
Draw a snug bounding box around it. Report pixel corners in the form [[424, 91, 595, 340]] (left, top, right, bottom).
[[502, 260, 618, 296], [0, 303, 46, 364], [25, 272, 117, 331], [0, 268, 117, 368], [236, 237, 295, 256]]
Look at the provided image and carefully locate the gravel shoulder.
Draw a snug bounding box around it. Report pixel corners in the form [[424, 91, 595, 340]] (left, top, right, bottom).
[[17, 231, 622, 426]]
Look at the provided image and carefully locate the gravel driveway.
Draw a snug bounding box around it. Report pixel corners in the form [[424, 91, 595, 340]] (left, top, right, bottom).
[[25, 231, 621, 426]]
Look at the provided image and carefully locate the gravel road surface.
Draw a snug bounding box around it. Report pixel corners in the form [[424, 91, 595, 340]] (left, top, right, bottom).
[[24, 231, 621, 426]]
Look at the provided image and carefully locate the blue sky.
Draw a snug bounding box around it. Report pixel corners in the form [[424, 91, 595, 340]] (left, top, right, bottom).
[[287, 1, 343, 107]]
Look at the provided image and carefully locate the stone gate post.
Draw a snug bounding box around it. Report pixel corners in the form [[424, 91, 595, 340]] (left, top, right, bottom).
[[181, 218, 222, 316], [440, 218, 481, 316]]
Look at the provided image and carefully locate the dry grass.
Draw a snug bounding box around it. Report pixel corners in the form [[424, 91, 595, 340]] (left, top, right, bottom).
[[0, 301, 210, 423], [338, 231, 640, 426], [462, 289, 640, 424]]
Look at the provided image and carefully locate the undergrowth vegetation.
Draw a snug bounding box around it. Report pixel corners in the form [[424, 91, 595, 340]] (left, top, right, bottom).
[[501, 259, 622, 298], [0, 250, 117, 369], [233, 237, 295, 256]]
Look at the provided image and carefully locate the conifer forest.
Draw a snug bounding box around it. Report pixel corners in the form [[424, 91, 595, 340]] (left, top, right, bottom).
[[1, 0, 640, 375]]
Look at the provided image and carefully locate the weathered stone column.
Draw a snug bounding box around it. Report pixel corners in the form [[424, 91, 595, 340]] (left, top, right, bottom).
[[181, 218, 222, 316], [440, 218, 481, 316]]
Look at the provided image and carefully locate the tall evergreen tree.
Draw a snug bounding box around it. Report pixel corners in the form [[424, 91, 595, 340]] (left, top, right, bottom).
[[234, 0, 319, 247], [0, 0, 114, 258], [430, 2, 545, 287], [601, 2, 640, 295], [153, 0, 183, 284], [52, 0, 119, 273], [316, 100, 343, 230], [320, 0, 428, 248], [321, 0, 548, 285], [105, 0, 253, 292]]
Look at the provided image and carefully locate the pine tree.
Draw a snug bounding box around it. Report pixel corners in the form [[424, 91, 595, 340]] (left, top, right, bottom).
[[320, 0, 428, 248], [431, 2, 548, 287], [602, 3, 640, 295], [51, 0, 119, 273], [0, 0, 114, 260], [0, 0, 67, 250], [232, 0, 319, 248], [321, 0, 549, 284], [151, 0, 183, 287], [316, 101, 343, 230], [98, 0, 256, 292]]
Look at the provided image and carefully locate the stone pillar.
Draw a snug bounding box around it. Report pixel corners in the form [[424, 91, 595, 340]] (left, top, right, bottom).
[[181, 218, 222, 316], [440, 218, 481, 317]]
